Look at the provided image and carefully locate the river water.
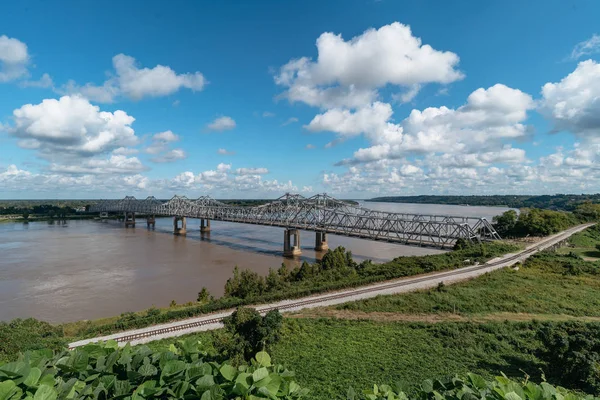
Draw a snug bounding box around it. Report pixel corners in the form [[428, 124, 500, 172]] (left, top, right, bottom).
[[0, 202, 509, 323]]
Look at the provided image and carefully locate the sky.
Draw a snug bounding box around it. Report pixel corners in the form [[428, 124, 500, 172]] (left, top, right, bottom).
[[1, 0, 600, 199]]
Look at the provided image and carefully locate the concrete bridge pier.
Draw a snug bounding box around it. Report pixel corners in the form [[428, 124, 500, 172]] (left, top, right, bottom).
[[315, 231, 329, 251], [99, 212, 108, 220], [200, 219, 211, 233], [147, 215, 156, 228], [173, 216, 187, 235], [124, 212, 136, 227], [283, 228, 301, 257]]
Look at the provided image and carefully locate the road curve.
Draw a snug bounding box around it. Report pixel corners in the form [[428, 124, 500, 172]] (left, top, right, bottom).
[[70, 223, 594, 348]]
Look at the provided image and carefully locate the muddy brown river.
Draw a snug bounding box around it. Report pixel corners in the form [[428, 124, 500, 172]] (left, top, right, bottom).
[[0, 202, 509, 323]]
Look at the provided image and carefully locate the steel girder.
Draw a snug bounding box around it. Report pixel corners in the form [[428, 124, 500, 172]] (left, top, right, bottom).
[[89, 193, 501, 248]]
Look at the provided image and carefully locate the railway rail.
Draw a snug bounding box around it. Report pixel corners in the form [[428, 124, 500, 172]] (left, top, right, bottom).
[[69, 223, 592, 348]]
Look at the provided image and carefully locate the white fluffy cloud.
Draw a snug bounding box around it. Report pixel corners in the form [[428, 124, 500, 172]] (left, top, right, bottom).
[[144, 130, 186, 163], [10, 95, 137, 157], [207, 116, 236, 131], [60, 54, 206, 102], [49, 155, 146, 174], [275, 22, 463, 108], [539, 60, 600, 139], [0, 35, 29, 82], [312, 84, 534, 165], [151, 148, 186, 163], [113, 54, 205, 100]]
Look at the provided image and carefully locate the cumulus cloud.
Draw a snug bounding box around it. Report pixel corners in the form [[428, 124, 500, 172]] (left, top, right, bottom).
[[0, 35, 29, 82], [145, 130, 185, 163], [150, 148, 186, 163], [539, 60, 600, 139], [262, 111, 275, 117], [275, 22, 463, 108], [153, 130, 179, 142], [206, 116, 236, 131], [10, 95, 137, 158], [59, 54, 206, 102], [49, 155, 147, 174], [318, 84, 534, 165], [113, 54, 205, 100], [305, 144, 315, 149], [569, 34, 600, 60]]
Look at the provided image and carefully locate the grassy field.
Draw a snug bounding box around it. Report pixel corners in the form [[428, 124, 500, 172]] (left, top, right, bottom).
[[330, 252, 600, 316], [145, 318, 549, 400]]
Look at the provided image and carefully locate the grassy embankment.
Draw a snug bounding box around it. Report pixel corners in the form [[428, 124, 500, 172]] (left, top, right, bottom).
[[139, 225, 600, 399]]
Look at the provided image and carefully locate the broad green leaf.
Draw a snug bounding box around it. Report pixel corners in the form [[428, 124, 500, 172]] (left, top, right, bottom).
[[24, 368, 42, 387], [0, 381, 18, 400], [288, 381, 300, 394], [104, 340, 119, 350], [138, 364, 157, 377], [421, 379, 434, 394], [504, 391, 523, 400], [255, 352, 271, 367], [200, 390, 212, 400], [252, 367, 269, 383], [114, 380, 131, 396], [254, 375, 272, 388], [235, 373, 252, 389], [161, 360, 186, 377], [33, 385, 57, 400], [220, 364, 237, 381], [265, 374, 282, 395], [196, 375, 215, 391], [467, 373, 488, 390]]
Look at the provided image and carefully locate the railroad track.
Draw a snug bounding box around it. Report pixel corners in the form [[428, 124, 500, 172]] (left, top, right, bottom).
[[70, 224, 592, 348]]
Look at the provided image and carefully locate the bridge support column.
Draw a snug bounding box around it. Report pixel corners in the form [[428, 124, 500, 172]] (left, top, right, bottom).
[[173, 216, 187, 235], [315, 231, 329, 251], [147, 215, 156, 228], [124, 212, 136, 227], [99, 212, 108, 220], [200, 219, 211, 233], [283, 229, 301, 257]]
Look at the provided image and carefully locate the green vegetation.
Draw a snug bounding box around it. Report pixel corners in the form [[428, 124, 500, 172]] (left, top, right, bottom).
[[270, 319, 600, 398], [213, 308, 283, 365], [2, 334, 596, 400], [337, 252, 600, 316], [0, 340, 308, 399], [0, 319, 66, 364], [351, 373, 600, 400], [492, 208, 582, 237], [69, 241, 519, 338], [368, 194, 600, 211]]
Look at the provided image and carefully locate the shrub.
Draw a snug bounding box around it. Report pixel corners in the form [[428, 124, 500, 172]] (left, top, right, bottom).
[[215, 307, 283, 363], [0, 318, 65, 363]]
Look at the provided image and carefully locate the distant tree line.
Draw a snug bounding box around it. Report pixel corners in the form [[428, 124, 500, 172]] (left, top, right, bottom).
[[0, 204, 78, 216], [368, 194, 600, 211]]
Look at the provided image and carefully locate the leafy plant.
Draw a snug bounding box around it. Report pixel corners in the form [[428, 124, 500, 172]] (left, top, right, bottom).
[[350, 373, 599, 400], [0, 340, 307, 399]]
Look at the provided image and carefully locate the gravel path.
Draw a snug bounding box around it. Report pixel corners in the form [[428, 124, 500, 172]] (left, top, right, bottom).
[[69, 224, 593, 348]]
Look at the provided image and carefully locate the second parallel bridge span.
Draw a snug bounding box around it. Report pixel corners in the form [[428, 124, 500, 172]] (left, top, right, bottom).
[[90, 193, 501, 254]]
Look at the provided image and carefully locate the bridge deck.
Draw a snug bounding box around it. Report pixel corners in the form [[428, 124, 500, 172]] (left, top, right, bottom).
[[90, 193, 500, 248]]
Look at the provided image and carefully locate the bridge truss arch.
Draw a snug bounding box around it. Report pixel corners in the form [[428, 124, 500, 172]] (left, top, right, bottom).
[[90, 193, 501, 248]]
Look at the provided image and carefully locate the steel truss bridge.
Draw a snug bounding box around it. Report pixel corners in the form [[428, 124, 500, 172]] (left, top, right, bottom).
[[90, 193, 501, 249]]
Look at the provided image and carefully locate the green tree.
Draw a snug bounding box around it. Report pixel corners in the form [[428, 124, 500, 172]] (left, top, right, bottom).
[[224, 266, 266, 299], [492, 209, 518, 237], [215, 307, 283, 363], [197, 287, 210, 302]]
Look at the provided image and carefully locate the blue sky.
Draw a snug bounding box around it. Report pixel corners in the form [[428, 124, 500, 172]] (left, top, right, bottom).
[[1, 0, 599, 199]]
